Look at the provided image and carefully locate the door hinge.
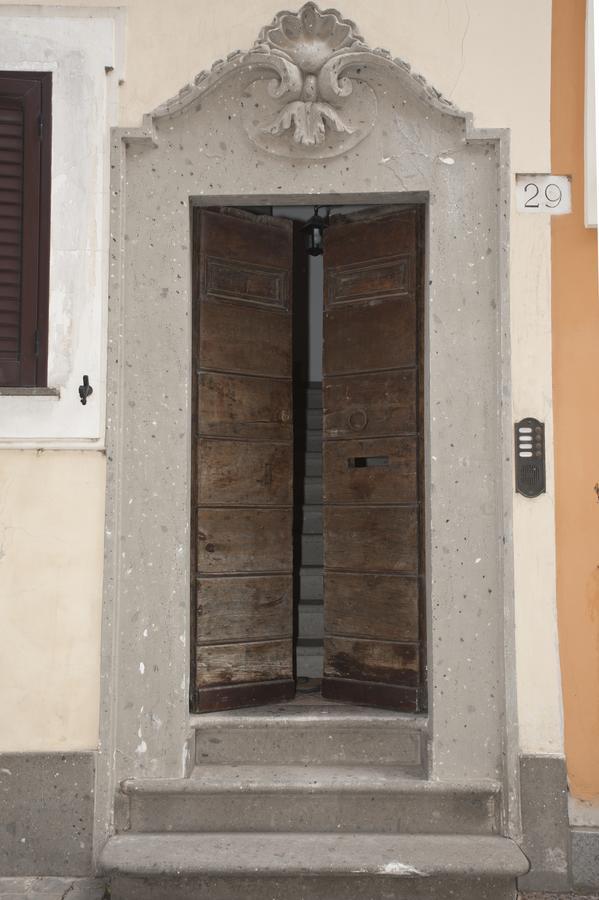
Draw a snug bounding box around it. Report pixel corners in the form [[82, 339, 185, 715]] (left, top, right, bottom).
[[38, 114, 44, 140], [34, 330, 40, 356]]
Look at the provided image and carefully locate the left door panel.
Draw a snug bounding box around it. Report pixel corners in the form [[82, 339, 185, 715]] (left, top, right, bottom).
[[192, 208, 295, 712]]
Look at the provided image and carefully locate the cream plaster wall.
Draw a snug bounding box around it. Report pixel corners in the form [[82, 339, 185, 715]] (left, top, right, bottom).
[[0, 0, 560, 755], [0, 451, 106, 750]]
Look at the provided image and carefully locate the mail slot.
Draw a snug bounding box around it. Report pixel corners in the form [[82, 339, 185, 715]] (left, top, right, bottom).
[[349, 456, 390, 469]]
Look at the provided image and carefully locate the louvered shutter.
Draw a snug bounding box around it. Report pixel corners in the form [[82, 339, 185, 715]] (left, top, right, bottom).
[[0, 73, 51, 387]]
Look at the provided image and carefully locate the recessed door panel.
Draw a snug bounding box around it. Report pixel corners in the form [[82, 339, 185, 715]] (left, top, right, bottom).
[[322, 206, 426, 712], [192, 208, 295, 712]]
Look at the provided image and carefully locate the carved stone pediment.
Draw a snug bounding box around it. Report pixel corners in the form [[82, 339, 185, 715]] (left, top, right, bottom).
[[150, 2, 460, 160], [242, 3, 375, 157]]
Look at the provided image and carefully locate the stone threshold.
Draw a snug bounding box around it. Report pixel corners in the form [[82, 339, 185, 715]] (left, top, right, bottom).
[[0, 879, 106, 900], [519, 894, 599, 899]]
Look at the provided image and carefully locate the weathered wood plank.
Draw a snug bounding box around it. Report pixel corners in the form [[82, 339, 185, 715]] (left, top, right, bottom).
[[324, 370, 417, 439], [197, 575, 293, 644], [197, 438, 292, 507], [323, 436, 418, 504], [199, 299, 291, 377], [195, 679, 296, 712], [321, 677, 418, 712], [197, 507, 292, 574], [324, 297, 417, 375], [324, 208, 418, 267], [200, 208, 292, 270], [198, 372, 292, 440], [323, 637, 419, 686], [196, 639, 293, 687], [324, 573, 419, 642], [324, 505, 419, 573]]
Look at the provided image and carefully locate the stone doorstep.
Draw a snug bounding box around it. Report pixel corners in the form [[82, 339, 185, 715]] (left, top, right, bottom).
[[0, 879, 106, 900], [100, 832, 529, 880], [519, 895, 599, 899], [120, 768, 501, 835], [192, 701, 427, 767]]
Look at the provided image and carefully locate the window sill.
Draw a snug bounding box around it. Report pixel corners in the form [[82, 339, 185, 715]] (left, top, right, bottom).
[[0, 387, 60, 397]]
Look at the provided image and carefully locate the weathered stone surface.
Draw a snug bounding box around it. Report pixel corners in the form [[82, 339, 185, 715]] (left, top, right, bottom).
[[111, 875, 519, 900], [572, 829, 599, 891], [518, 755, 570, 892], [0, 754, 95, 877], [106, 831, 526, 876], [121, 767, 500, 834], [193, 702, 426, 766], [519, 894, 599, 899], [0, 878, 106, 899]]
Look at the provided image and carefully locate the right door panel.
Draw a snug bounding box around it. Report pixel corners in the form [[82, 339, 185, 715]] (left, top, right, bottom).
[[322, 206, 426, 712]]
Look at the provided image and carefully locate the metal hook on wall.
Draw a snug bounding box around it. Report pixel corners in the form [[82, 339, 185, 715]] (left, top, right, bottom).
[[78, 375, 93, 406]]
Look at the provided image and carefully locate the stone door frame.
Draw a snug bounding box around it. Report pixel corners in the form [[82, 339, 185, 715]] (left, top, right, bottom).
[[94, 2, 519, 861]]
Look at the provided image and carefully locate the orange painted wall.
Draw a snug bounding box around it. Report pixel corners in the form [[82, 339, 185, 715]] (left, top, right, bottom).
[[552, 0, 599, 800]]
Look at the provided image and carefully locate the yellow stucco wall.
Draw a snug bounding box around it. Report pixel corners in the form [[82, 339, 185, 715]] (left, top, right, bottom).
[[0, 451, 105, 750], [0, 0, 558, 753]]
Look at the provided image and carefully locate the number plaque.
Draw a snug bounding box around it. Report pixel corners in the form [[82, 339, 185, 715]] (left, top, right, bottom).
[[516, 174, 571, 215]]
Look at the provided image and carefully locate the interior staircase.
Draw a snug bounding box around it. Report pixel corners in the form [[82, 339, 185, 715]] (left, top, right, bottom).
[[297, 383, 324, 681], [100, 701, 529, 898]]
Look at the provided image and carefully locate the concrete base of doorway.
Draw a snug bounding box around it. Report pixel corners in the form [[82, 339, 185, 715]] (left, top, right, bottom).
[[0, 879, 107, 899], [519, 895, 599, 899], [101, 832, 529, 900]]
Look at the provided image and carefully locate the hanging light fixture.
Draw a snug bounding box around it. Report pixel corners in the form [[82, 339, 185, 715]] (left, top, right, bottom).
[[303, 206, 330, 256]]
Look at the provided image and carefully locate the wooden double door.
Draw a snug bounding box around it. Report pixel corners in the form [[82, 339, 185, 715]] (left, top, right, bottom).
[[192, 205, 425, 714]]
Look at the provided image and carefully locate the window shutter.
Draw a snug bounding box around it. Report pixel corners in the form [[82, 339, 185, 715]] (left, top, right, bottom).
[[0, 73, 51, 387]]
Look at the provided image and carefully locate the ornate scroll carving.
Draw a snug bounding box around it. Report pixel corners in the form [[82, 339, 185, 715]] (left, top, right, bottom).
[[241, 3, 378, 158]]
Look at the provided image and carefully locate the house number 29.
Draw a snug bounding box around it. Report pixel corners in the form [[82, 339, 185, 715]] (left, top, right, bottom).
[[516, 174, 571, 215]]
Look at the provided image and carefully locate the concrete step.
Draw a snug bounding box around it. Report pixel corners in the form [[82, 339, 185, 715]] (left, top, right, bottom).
[[300, 533, 323, 566], [103, 833, 528, 900], [120, 768, 500, 835], [296, 643, 323, 678], [298, 603, 324, 640], [306, 430, 322, 453], [302, 506, 322, 534], [304, 451, 322, 477], [193, 702, 426, 767], [304, 476, 322, 504], [299, 567, 323, 601]]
